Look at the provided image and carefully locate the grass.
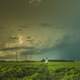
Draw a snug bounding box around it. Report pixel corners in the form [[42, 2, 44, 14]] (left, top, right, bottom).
[[0, 61, 80, 80]]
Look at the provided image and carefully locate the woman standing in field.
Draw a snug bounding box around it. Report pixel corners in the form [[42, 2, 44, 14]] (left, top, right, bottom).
[[45, 57, 48, 64], [41, 57, 48, 63]]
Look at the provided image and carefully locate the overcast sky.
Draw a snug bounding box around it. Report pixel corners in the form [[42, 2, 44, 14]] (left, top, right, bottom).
[[0, 0, 80, 60]]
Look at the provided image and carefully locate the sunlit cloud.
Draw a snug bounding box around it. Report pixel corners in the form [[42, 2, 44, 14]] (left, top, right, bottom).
[[0, 51, 16, 59], [28, 0, 42, 5]]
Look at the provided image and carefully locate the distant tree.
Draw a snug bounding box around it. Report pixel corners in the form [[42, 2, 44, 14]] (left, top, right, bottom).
[[41, 58, 45, 62]]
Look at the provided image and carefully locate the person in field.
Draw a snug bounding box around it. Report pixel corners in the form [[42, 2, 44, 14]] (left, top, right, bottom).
[[41, 57, 48, 63], [45, 57, 48, 64]]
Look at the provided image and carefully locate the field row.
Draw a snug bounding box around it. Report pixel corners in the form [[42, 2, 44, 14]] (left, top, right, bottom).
[[0, 62, 80, 80]]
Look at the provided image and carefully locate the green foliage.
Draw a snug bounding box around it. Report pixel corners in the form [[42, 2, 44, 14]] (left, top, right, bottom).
[[0, 61, 80, 80]]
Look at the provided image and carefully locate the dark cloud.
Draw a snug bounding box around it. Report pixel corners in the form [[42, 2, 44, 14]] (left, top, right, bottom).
[[20, 49, 41, 57], [55, 33, 80, 60], [0, 0, 80, 60], [0, 46, 35, 51]]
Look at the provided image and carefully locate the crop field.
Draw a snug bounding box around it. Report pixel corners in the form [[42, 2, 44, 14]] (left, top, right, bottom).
[[0, 61, 80, 80]]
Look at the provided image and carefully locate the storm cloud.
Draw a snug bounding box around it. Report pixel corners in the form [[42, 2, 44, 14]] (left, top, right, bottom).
[[0, 0, 80, 60]]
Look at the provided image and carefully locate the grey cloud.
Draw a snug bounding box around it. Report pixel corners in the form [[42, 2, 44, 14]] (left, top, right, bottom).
[[55, 32, 80, 60]]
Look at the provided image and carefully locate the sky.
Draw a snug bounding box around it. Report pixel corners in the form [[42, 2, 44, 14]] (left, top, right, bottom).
[[0, 0, 80, 60]]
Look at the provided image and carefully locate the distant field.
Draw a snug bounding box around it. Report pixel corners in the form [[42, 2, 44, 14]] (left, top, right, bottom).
[[0, 61, 80, 80]]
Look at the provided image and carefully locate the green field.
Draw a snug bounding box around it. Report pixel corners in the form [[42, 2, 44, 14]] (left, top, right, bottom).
[[0, 61, 80, 80]]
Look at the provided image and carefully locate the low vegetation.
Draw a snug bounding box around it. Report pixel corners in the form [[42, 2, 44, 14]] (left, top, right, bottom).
[[0, 61, 80, 80]]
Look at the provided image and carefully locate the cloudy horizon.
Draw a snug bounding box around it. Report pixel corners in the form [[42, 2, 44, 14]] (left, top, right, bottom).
[[0, 0, 80, 60]]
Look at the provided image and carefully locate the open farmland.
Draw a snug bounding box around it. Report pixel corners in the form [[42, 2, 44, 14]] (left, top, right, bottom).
[[0, 61, 80, 80]]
